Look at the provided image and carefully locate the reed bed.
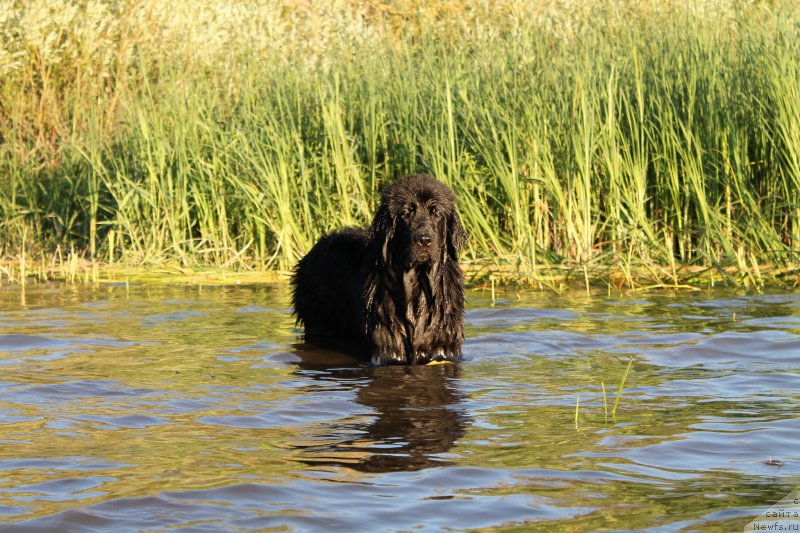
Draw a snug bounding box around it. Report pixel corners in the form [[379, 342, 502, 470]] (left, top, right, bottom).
[[1, 0, 800, 288]]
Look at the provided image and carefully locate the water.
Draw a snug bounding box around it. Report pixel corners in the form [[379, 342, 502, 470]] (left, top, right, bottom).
[[0, 282, 798, 532]]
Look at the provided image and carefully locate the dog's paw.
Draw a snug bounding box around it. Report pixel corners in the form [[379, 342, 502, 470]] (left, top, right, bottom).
[[370, 353, 407, 366], [413, 351, 461, 365]]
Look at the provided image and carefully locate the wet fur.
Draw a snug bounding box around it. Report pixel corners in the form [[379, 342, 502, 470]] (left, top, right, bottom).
[[292, 174, 467, 365]]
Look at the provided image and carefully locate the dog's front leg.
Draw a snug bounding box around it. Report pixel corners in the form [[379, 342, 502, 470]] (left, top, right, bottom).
[[368, 322, 409, 366]]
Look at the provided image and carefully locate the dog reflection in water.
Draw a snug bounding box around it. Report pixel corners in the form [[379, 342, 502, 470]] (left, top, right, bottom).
[[289, 341, 468, 473]]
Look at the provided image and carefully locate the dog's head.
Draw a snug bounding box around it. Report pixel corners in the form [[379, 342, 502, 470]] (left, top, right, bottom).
[[368, 174, 467, 268]]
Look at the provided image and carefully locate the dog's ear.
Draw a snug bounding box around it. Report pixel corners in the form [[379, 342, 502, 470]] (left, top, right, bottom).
[[446, 209, 468, 260], [368, 203, 394, 264]]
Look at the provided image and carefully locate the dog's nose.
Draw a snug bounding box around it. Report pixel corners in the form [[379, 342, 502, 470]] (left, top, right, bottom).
[[417, 234, 432, 247]]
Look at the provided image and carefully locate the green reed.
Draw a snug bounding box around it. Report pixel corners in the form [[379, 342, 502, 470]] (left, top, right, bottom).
[[1, 2, 800, 286]]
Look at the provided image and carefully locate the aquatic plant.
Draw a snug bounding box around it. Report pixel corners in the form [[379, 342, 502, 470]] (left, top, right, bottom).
[[1, 0, 800, 287]]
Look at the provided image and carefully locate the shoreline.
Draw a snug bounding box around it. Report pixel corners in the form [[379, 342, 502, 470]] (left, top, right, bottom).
[[2, 256, 798, 291]]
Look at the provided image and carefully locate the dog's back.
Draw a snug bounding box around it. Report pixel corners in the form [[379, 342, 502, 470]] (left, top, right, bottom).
[[291, 227, 368, 339]]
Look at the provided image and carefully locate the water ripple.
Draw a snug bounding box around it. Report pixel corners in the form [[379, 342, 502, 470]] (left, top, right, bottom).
[[0, 284, 798, 531]]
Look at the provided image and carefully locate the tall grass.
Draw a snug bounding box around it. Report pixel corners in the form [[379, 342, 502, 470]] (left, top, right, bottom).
[[1, 0, 800, 286]]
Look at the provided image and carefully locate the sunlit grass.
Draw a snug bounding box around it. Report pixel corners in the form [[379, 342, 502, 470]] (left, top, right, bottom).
[[611, 357, 634, 420], [2, 1, 800, 287], [575, 356, 633, 428]]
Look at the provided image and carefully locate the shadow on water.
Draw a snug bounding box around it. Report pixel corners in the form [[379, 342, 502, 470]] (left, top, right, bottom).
[[288, 340, 469, 473]]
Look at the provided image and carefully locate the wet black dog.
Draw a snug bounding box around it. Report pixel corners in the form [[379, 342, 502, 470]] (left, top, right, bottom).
[[292, 174, 467, 365]]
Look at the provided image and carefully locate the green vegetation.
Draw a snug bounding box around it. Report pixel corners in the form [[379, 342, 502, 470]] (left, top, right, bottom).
[[2, 0, 800, 288]]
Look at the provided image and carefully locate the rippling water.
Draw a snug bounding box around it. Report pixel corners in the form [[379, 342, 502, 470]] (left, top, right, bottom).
[[1, 282, 798, 532]]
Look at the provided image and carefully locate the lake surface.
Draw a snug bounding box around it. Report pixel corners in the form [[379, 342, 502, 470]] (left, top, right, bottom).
[[0, 282, 798, 532]]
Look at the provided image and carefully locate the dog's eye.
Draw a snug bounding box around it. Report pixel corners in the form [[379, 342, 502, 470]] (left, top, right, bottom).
[[402, 206, 415, 218], [430, 207, 440, 218]]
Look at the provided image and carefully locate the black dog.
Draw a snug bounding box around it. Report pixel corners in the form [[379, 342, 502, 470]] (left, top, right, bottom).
[[292, 174, 467, 365]]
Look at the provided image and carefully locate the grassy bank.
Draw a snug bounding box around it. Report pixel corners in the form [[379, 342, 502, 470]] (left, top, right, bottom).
[[2, 0, 800, 289]]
